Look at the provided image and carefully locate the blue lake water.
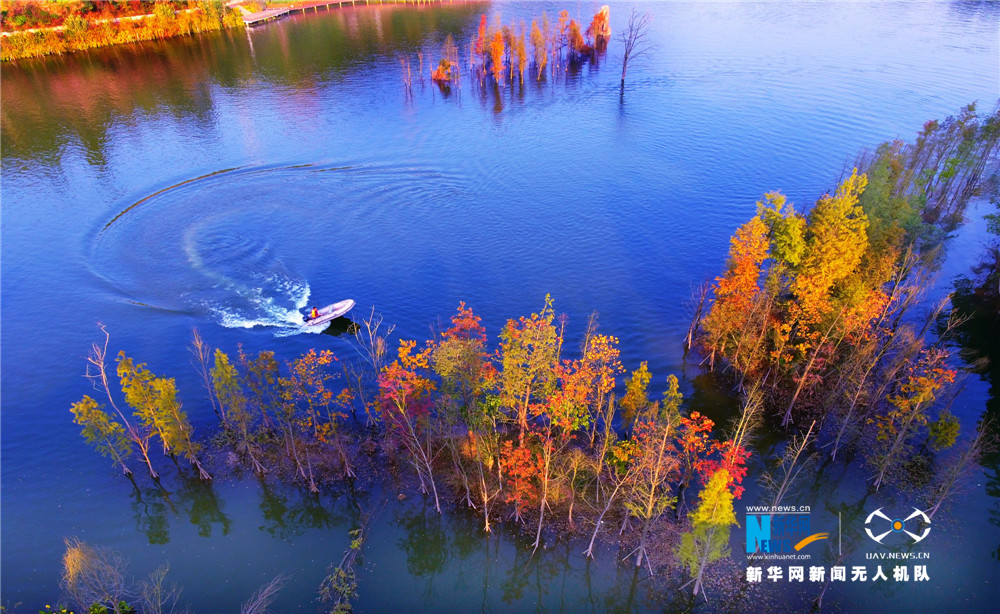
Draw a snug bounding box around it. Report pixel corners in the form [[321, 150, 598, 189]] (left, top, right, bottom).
[[2, 1, 999, 610]]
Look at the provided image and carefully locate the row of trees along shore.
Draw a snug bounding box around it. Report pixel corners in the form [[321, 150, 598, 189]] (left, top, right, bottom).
[[71, 103, 998, 605], [1, 1, 243, 62], [74, 298, 752, 590]]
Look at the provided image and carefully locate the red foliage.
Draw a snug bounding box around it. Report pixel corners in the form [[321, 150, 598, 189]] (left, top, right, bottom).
[[474, 14, 487, 58], [500, 439, 543, 518], [540, 359, 593, 434], [677, 411, 714, 486], [377, 340, 435, 434], [697, 439, 750, 499]]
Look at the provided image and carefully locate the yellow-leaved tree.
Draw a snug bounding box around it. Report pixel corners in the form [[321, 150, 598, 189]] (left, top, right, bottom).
[[678, 468, 737, 599]]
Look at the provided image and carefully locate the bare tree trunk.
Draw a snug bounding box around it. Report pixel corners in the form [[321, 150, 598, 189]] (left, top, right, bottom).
[[87, 326, 158, 479], [926, 424, 987, 520], [190, 328, 224, 428], [770, 421, 815, 509], [618, 8, 652, 93]]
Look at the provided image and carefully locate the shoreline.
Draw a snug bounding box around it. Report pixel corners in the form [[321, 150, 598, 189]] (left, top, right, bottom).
[[1, 0, 483, 62], [1, 3, 244, 62]]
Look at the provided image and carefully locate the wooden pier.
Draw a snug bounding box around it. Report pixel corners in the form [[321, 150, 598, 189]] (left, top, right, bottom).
[[238, 1, 477, 27], [240, 7, 292, 26]]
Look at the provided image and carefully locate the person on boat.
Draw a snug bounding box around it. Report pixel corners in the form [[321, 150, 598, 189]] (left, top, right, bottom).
[[309, 306, 319, 320]]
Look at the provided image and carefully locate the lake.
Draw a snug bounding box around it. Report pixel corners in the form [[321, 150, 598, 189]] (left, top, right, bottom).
[[2, 1, 999, 611]]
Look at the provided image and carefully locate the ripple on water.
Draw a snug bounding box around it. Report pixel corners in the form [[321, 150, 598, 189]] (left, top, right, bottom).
[[88, 161, 469, 334]]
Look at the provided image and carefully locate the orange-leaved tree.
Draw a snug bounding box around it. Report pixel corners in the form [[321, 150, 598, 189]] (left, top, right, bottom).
[[586, 5, 611, 50], [872, 347, 956, 490], [701, 214, 770, 373], [379, 339, 441, 511]]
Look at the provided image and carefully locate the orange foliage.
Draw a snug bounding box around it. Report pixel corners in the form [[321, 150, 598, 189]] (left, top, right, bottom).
[[474, 14, 487, 58], [567, 19, 588, 54], [582, 334, 623, 402], [586, 5, 611, 46], [701, 215, 769, 360], [431, 59, 454, 82], [878, 348, 956, 440], [378, 339, 436, 426], [500, 439, 543, 520], [540, 359, 594, 434], [677, 411, 714, 488], [714, 216, 770, 312], [489, 30, 506, 84]]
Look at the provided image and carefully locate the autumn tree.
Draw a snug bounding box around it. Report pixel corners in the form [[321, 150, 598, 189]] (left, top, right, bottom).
[[513, 26, 528, 84], [429, 304, 502, 529], [530, 18, 548, 79], [581, 333, 623, 446], [677, 469, 738, 599], [499, 438, 542, 523], [379, 339, 441, 512], [566, 19, 587, 55], [71, 395, 133, 477], [624, 405, 680, 571], [282, 348, 354, 480], [498, 295, 560, 444], [212, 349, 265, 475], [793, 168, 870, 319], [530, 356, 593, 552], [118, 351, 211, 480], [431, 302, 496, 509], [674, 410, 714, 514], [489, 29, 506, 85], [872, 348, 956, 490], [619, 361, 652, 430], [473, 14, 487, 62], [238, 348, 281, 434], [701, 215, 770, 371], [586, 5, 611, 50], [84, 326, 159, 479], [431, 59, 454, 82], [432, 33, 459, 82]]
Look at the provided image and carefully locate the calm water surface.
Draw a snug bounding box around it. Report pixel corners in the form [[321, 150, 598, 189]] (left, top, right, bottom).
[[2, 1, 999, 610]]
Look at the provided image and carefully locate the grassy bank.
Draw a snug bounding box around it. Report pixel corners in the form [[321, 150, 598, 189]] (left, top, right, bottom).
[[1, 1, 243, 62]]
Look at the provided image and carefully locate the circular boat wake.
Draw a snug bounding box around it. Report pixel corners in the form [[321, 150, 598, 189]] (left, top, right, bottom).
[[87, 162, 466, 334]]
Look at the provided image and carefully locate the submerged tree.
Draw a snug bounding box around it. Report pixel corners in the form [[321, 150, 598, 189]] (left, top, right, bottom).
[[212, 349, 266, 475], [586, 5, 611, 51], [624, 406, 679, 572], [83, 326, 159, 480], [871, 348, 956, 490], [678, 469, 738, 600], [71, 395, 133, 477], [379, 339, 441, 512], [498, 295, 560, 445], [60, 538, 130, 614], [118, 351, 211, 480], [619, 7, 652, 92]]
